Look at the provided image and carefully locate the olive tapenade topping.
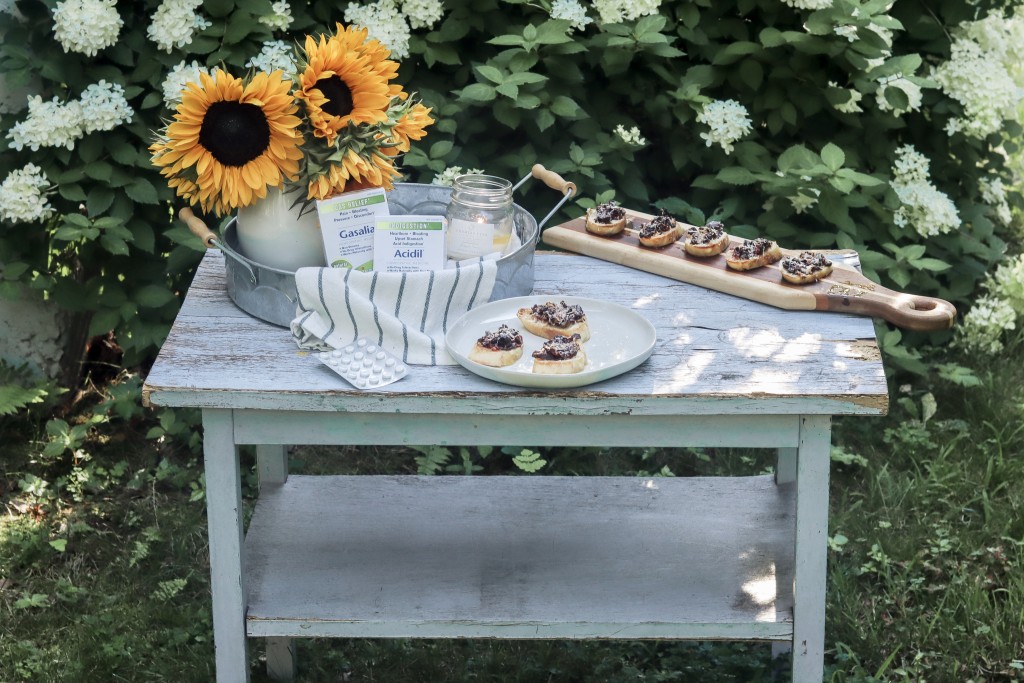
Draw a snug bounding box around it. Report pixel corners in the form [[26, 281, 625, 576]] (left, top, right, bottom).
[[639, 210, 677, 239], [532, 333, 582, 361], [688, 220, 726, 245], [731, 237, 775, 260], [594, 201, 626, 224], [782, 251, 832, 275], [529, 300, 586, 328], [476, 324, 523, 351]]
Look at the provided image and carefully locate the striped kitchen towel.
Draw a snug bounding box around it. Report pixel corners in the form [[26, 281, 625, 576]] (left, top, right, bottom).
[[290, 258, 499, 365]]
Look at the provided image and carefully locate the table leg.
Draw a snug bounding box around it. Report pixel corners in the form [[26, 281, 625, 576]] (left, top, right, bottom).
[[203, 409, 250, 683], [791, 416, 831, 683], [256, 445, 295, 681], [257, 445, 289, 486], [772, 447, 797, 662]]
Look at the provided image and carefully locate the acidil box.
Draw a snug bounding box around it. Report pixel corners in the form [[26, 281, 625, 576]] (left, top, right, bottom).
[[317, 187, 390, 271], [372, 216, 447, 273]]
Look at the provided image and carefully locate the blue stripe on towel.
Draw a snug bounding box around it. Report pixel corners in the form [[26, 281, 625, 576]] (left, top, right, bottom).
[[442, 260, 461, 333], [343, 268, 357, 339], [420, 269, 436, 364], [395, 273, 410, 363], [467, 257, 484, 309], [369, 272, 383, 345], [318, 269, 335, 340]]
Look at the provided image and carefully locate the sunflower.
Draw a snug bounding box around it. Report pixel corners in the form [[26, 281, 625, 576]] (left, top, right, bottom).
[[307, 149, 401, 201], [295, 25, 400, 146], [388, 103, 435, 154], [150, 69, 303, 216]]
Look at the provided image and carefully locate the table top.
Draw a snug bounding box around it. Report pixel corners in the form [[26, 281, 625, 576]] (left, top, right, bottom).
[[142, 251, 888, 416]]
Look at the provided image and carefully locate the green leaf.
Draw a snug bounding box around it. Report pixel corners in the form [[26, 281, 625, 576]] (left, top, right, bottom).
[[49, 539, 67, 552], [777, 145, 820, 174], [126, 178, 159, 205], [87, 187, 115, 217], [78, 135, 103, 164], [716, 167, 759, 185], [475, 64, 504, 84], [738, 60, 764, 90], [429, 140, 453, 159], [458, 83, 497, 102], [204, 0, 235, 18], [534, 20, 573, 45], [59, 184, 87, 202], [487, 34, 525, 47], [495, 82, 519, 99], [504, 72, 547, 86], [99, 235, 130, 255], [821, 143, 845, 172], [0, 384, 49, 416], [549, 95, 580, 118], [515, 93, 542, 109], [84, 161, 113, 182], [535, 108, 555, 132], [911, 258, 951, 272], [712, 41, 761, 65], [134, 285, 176, 308]]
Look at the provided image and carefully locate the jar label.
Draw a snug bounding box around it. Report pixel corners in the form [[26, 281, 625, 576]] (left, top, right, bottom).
[[447, 218, 495, 260]]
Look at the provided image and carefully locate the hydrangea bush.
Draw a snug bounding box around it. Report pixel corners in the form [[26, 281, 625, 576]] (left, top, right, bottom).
[[0, 0, 1022, 374]]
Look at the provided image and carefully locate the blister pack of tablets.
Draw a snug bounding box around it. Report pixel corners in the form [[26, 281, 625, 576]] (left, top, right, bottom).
[[316, 338, 408, 389]]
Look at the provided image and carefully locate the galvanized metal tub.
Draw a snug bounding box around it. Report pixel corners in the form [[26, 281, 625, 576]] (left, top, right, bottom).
[[218, 183, 541, 328]]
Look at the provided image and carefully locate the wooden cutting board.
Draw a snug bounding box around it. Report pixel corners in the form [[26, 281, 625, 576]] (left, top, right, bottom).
[[543, 209, 956, 332]]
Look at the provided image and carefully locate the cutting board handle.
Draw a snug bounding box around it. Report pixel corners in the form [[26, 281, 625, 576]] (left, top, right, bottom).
[[827, 290, 957, 331]]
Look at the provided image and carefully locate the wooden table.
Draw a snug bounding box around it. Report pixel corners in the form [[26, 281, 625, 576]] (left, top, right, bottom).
[[143, 250, 887, 682]]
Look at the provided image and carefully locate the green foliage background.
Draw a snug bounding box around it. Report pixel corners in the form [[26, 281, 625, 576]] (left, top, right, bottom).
[[0, 0, 1020, 374]]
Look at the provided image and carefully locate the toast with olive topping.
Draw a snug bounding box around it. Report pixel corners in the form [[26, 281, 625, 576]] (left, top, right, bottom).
[[684, 220, 730, 257], [638, 210, 683, 248], [780, 251, 833, 285], [585, 201, 627, 236], [532, 333, 587, 374], [725, 237, 783, 271], [468, 324, 524, 367], [517, 300, 591, 342]]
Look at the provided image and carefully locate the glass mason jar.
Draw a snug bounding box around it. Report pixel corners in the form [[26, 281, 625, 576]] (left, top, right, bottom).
[[444, 174, 514, 261]]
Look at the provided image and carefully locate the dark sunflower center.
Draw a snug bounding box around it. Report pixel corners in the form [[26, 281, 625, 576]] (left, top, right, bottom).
[[198, 101, 271, 167], [318, 76, 355, 117]]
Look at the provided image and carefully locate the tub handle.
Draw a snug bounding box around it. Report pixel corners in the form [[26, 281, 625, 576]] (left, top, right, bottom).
[[513, 164, 578, 238], [180, 208, 257, 285]]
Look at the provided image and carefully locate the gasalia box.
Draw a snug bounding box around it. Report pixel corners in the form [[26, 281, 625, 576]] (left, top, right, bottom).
[[317, 187, 390, 271]]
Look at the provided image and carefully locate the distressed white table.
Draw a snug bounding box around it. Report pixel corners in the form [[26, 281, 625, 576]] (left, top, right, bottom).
[[143, 250, 887, 683]]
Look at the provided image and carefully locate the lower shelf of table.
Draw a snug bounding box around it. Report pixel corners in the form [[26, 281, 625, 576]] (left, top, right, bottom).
[[244, 474, 795, 641]]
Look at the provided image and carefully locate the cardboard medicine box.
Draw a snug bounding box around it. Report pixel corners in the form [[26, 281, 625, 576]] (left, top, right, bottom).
[[317, 188, 390, 271], [372, 216, 447, 273]]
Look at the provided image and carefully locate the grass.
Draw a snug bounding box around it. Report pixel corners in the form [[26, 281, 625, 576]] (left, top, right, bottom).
[[2, 344, 1023, 682]]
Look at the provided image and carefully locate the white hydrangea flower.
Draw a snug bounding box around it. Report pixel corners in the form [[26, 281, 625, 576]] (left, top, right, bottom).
[[402, 0, 444, 29], [246, 40, 297, 76], [345, 0, 411, 59], [780, 0, 832, 9], [933, 36, 1022, 139], [614, 124, 646, 146], [78, 80, 133, 132], [875, 74, 922, 116], [866, 22, 894, 48], [551, 0, 592, 32], [0, 164, 56, 224], [161, 60, 211, 108], [790, 188, 821, 214], [979, 176, 1012, 226], [696, 99, 752, 155], [259, 1, 293, 31], [6, 95, 85, 151], [52, 0, 122, 57], [834, 25, 858, 42], [956, 295, 1016, 354], [832, 86, 864, 113], [890, 145, 960, 237], [148, 0, 209, 53], [432, 166, 485, 187], [592, 0, 660, 24], [988, 254, 1024, 314]]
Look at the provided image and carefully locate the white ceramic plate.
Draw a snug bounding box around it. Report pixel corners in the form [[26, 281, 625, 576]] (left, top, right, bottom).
[[445, 296, 657, 389]]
